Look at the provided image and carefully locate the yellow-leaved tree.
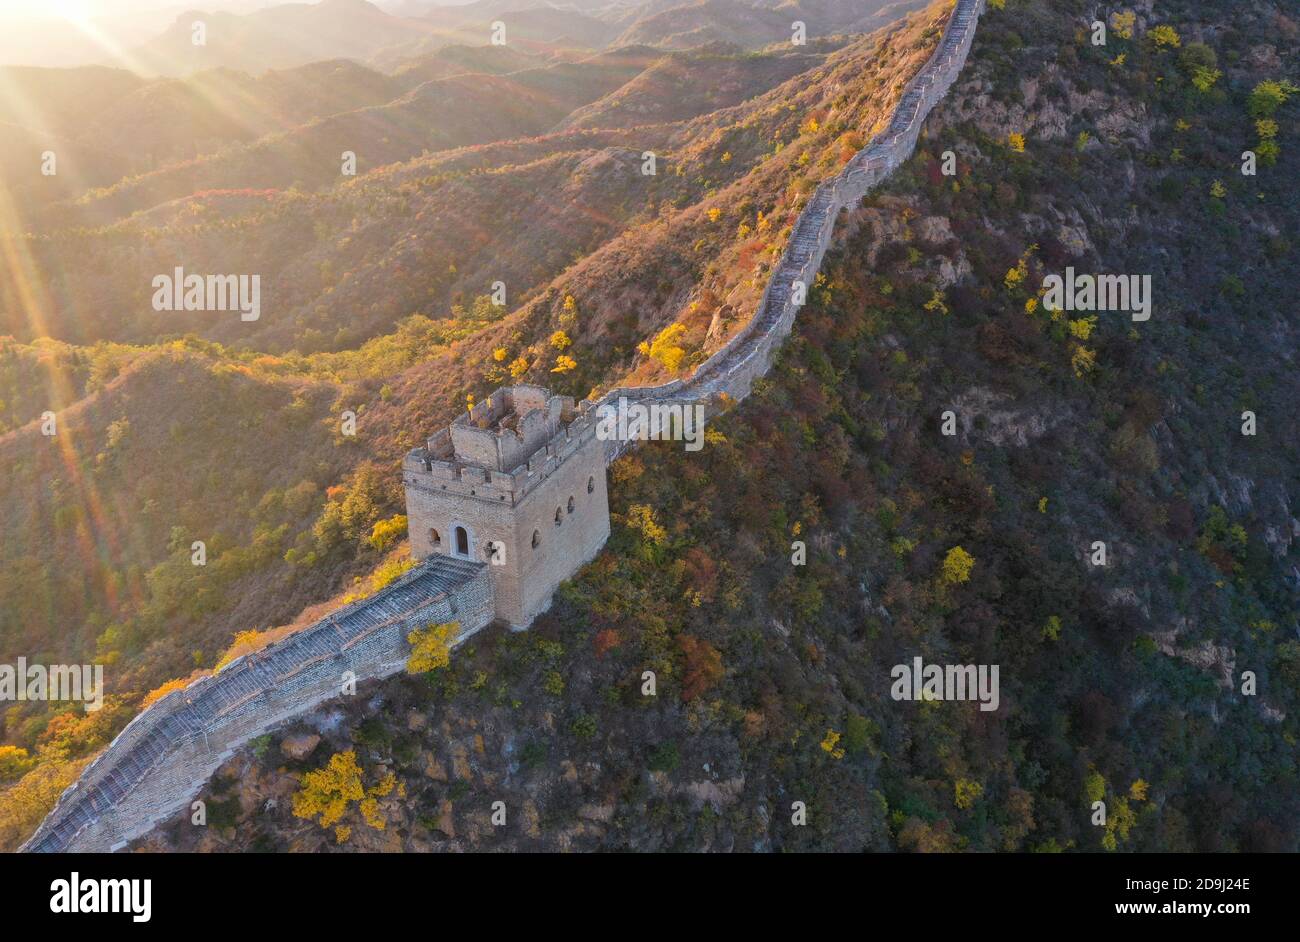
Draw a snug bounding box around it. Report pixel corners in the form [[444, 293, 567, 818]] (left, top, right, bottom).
[[559, 294, 579, 330], [638, 323, 689, 373], [1149, 24, 1181, 49], [406, 621, 458, 674], [292, 750, 365, 829], [360, 772, 399, 830], [954, 778, 984, 809], [368, 514, 407, 552], [0, 757, 91, 851], [0, 745, 35, 782], [941, 546, 975, 585], [625, 504, 668, 546], [141, 676, 192, 708]]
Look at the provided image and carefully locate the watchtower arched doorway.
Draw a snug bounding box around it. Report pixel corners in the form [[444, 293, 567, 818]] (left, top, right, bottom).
[[454, 525, 471, 558]]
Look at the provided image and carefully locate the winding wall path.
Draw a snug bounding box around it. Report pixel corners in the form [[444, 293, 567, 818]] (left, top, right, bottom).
[[22, 0, 984, 853], [598, 0, 984, 460], [23, 558, 496, 852]]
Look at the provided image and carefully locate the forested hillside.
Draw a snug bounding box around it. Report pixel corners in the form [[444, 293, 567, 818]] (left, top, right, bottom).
[[0, 0, 953, 848], [136, 0, 1299, 853]]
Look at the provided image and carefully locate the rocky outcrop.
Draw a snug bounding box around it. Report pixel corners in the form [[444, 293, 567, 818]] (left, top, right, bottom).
[[280, 733, 321, 761]]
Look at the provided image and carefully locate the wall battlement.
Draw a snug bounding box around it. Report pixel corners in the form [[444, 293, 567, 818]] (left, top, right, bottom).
[[443, 384, 570, 472], [404, 386, 607, 508], [405, 384, 611, 628]]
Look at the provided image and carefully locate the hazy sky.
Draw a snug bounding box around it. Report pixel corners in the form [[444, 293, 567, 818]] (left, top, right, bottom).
[[0, 1, 269, 18], [0, 0, 479, 21], [0, 0, 460, 17], [0, 0, 280, 66], [0, 0, 461, 67]]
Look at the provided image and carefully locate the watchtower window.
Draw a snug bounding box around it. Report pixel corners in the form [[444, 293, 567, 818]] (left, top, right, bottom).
[[587, 476, 595, 494], [430, 529, 441, 549], [532, 530, 541, 549], [567, 496, 575, 514], [455, 526, 470, 556], [554, 507, 563, 526]]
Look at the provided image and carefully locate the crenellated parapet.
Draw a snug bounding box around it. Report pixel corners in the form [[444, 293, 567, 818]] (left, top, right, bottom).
[[405, 384, 612, 628], [403, 385, 609, 507]]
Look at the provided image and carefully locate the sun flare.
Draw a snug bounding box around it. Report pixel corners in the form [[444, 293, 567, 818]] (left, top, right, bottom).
[[47, 0, 95, 24]]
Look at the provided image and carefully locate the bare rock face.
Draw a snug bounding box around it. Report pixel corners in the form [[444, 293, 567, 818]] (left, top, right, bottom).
[[1246, 44, 1283, 70], [677, 776, 745, 811], [949, 386, 1060, 447], [847, 197, 971, 288], [280, 733, 322, 761], [1152, 630, 1237, 690]]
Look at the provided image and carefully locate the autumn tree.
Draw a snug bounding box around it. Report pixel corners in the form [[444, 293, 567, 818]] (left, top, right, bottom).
[[368, 514, 407, 552], [624, 504, 667, 546], [291, 750, 365, 829], [1148, 25, 1181, 49], [954, 778, 984, 809], [682, 546, 719, 604], [639, 323, 689, 373], [1248, 80, 1297, 118], [678, 635, 724, 701], [140, 676, 193, 708], [360, 772, 399, 831], [593, 628, 622, 659], [820, 729, 845, 759], [406, 621, 457, 674], [0, 745, 34, 782], [308, 462, 399, 557], [558, 294, 579, 331], [1109, 10, 1135, 39], [0, 757, 90, 851], [941, 546, 975, 585]]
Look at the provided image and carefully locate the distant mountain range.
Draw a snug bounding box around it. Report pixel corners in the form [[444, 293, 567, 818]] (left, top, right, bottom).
[[0, 0, 916, 73], [0, 0, 911, 230]]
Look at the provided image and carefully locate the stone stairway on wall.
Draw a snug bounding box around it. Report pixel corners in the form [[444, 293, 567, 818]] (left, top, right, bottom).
[[23, 556, 494, 852], [22, 0, 984, 853]]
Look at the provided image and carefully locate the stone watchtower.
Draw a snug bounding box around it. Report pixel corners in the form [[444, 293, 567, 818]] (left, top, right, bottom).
[[402, 385, 611, 628]]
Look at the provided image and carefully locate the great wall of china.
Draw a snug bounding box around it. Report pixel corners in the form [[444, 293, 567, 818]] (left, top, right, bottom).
[[23, 0, 984, 853]]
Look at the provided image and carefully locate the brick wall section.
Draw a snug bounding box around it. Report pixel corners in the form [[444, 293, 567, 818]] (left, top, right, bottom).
[[22, 0, 983, 853], [22, 557, 494, 852], [599, 0, 985, 462]]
